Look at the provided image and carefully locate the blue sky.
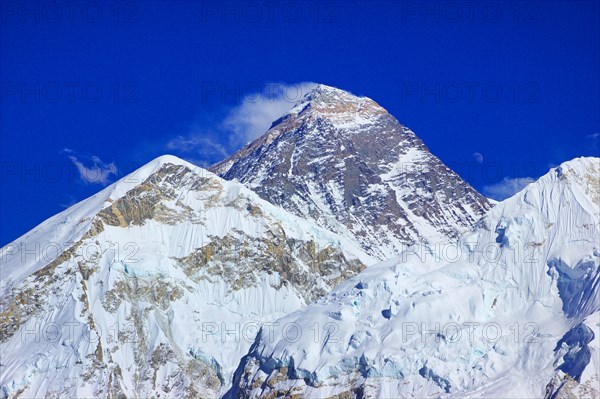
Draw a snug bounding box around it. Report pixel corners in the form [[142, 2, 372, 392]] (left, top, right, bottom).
[[1, 0, 599, 246]]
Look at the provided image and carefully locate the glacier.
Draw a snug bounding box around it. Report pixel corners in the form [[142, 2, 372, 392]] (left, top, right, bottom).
[[228, 157, 600, 398]]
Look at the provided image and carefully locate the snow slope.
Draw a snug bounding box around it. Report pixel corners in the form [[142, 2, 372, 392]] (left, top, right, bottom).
[[229, 157, 600, 398], [0, 155, 374, 398]]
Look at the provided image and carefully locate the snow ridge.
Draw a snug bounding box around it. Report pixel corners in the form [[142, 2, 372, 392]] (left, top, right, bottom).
[[229, 157, 600, 399]]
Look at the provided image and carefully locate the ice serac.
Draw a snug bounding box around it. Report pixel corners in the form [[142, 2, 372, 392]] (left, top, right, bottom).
[[0, 155, 374, 398], [229, 157, 600, 399], [211, 84, 491, 259]]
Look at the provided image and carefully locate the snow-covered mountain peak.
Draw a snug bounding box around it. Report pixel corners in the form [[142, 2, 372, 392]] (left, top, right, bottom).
[[106, 154, 206, 200], [120, 154, 200, 181], [292, 83, 366, 105], [550, 157, 600, 208], [543, 156, 599, 187], [282, 84, 387, 130], [0, 152, 379, 397], [144, 153, 194, 167], [212, 86, 491, 259], [487, 157, 600, 231], [295, 84, 376, 107]]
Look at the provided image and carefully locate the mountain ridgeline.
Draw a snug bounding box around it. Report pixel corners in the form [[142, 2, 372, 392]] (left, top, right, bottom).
[[0, 84, 597, 399], [212, 85, 491, 259]]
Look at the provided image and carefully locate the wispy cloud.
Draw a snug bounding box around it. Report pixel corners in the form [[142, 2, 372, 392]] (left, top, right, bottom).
[[63, 149, 117, 185], [585, 132, 600, 154], [162, 82, 316, 165], [166, 130, 228, 159], [586, 132, 600, 140], [483, 176, 535, 201], [222, 82, 316, 147]]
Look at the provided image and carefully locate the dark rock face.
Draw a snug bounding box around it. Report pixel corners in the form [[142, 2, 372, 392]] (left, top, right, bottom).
[[212, 84, 491, 259], [554, 323, 594, 382]]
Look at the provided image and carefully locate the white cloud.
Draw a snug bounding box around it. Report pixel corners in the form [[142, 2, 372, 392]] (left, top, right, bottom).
[[162, 82, 317, 164], [472, 152, 484, 164], [586, 132, 600, 140], [221, 82, 316, 147], [166, 130, 228, 158], [67, 153, 117, 185], [483, 176, 535, 201], [585, 132, 600, 154]]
